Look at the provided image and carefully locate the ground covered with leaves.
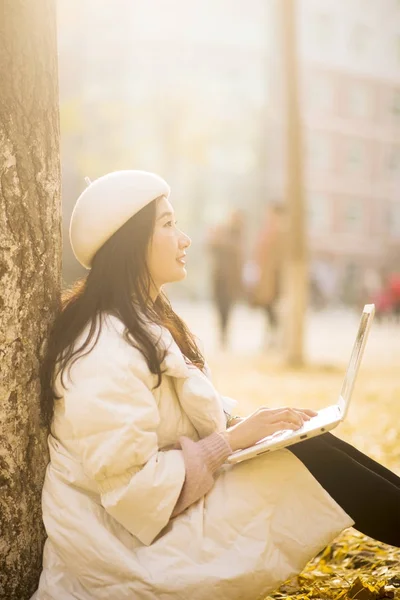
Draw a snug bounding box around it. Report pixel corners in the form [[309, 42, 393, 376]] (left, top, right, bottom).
[[208, 352, 400, 600], [271, 530, 400, 600]]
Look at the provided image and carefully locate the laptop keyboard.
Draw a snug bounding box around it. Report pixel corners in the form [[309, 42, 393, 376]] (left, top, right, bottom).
[[304, 405, 340, 429]]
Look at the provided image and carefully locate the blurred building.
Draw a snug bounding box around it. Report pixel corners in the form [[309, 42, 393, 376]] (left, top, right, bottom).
[[268, 0, 400, 305], [57, 0, 400, 304]]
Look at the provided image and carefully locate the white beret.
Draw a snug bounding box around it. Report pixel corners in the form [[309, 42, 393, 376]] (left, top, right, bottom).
[[69, 170, 170, 269]]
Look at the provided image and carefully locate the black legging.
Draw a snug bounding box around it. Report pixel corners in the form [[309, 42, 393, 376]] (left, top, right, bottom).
[[289, 433, 400, 548]]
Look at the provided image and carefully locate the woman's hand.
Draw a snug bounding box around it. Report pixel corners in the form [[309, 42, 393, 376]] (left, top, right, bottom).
[[225, 407, 318, 452]]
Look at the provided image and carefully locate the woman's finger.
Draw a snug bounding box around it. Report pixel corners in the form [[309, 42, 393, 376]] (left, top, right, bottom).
[[266, 409, 303, 426], [292, 410, 311, 421], [285, 409, 304, 425], [295, 408, 318, 417]]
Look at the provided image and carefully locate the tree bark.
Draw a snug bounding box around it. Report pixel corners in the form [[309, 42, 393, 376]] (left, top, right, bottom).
[[0, 2, 61, 598]]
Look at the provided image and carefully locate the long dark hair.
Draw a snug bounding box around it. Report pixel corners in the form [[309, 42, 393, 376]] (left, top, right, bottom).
[[40, 197, 204, 427]]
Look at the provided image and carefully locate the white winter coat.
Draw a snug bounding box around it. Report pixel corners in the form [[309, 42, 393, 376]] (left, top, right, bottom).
[[32, 314, 353, 600]]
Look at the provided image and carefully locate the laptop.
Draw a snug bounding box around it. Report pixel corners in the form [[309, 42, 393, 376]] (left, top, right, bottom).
[[226, 304, 375, 465]]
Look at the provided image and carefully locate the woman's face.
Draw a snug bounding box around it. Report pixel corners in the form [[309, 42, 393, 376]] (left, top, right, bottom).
[[147, 196, 191, 293]]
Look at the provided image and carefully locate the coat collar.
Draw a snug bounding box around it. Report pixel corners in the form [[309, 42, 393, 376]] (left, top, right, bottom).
[[104, 311, 193, 379], [130, 317, 227, 437], [130, 317, 230, 437], [146, 321, 191, 379]]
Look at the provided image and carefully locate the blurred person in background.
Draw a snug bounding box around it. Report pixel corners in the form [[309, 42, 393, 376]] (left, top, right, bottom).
[[207, 209, 245, 347], [388, 272, 400, 322], [371, 271, 400, 323], [359, 267, 383, 314], [341, 263, 363, 307], [362, 267, 382, 301], [31, 171, 400, 600], [248, 202, 286, 348], [310, 255, 338, 311]]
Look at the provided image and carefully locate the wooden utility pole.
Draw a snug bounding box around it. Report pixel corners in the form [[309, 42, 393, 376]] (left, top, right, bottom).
[[280, 0, 308, 366], [0, 1, 61, 598]]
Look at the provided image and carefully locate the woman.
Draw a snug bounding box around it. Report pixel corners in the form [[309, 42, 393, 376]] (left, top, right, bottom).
[[249, 203, 286, 348], [207, 209, 245, 347], [32, 171, 400, 600]]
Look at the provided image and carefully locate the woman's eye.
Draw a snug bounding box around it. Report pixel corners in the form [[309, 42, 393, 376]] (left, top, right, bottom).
[[165, 220, 177, 227]]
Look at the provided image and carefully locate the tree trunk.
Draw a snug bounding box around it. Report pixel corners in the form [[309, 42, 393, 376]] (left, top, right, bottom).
[[280, 0, 308, 366], [0, 2, 61, 598]]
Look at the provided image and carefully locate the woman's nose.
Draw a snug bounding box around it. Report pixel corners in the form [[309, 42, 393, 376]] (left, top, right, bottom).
[[180, 231, 191, 249]]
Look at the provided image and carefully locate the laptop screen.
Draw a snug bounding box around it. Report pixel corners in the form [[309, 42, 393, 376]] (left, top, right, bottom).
[[338, 304, 375, 416]]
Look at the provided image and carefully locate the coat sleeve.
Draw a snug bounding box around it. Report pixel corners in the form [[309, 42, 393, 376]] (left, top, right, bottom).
[[63, 324, 186, 547], [171, 432, 232, 517]]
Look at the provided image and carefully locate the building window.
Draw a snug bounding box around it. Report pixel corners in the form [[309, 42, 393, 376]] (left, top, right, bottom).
[[342, 198, 364, 233], [388, 202, 400, 238], [307, 132, 333, 171], [387, 145, 400, 175], [310, 75, 335, 113], [307, 193, 331, 233], [397, 34, 400, 67], [347, 83, 371, 118], [313, 13, 335, 49], [392, 89, 400, 116], [349, 24, 371, 58], [345, 138, 365, 172]]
